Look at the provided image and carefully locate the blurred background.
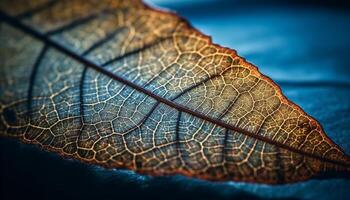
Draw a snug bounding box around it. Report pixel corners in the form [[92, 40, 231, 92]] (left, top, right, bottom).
[[1, 0, 350, 199], [147, 0, 350, 83]]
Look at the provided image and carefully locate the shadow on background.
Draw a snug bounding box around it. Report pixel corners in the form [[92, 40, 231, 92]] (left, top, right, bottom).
[[0, 138, 274, 200]]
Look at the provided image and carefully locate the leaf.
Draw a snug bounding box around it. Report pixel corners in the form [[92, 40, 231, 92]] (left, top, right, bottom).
[[0, 0, 349, 184]]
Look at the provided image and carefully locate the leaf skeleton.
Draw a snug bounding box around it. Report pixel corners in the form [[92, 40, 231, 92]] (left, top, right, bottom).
[[0, 0, 349, 184]]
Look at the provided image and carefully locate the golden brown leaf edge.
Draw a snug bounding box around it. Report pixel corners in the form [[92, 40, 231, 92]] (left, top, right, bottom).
[[0, 0, 349, 184]]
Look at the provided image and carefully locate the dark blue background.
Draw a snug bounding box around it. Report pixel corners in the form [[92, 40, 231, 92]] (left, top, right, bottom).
[[1, 0, 350, 199]]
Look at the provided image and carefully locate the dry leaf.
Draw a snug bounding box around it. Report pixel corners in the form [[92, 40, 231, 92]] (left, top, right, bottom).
[[0, 0, 349, 184]]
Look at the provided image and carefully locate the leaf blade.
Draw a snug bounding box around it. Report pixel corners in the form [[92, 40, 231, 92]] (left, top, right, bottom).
[[0, 0, 349, 184]]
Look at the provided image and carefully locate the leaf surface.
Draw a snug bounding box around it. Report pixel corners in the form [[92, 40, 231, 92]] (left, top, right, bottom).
[[0, 0, 349, 184]]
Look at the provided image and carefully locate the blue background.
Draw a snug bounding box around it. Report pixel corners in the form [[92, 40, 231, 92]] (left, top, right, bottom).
[[1, 0, 350, 199]]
